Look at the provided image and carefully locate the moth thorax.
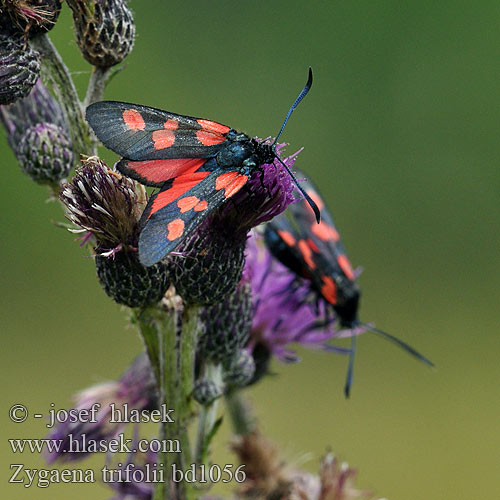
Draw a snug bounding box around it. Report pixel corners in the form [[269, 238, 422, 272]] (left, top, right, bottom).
[[256, 142, 275, 164], [217, 140, 256, 168]]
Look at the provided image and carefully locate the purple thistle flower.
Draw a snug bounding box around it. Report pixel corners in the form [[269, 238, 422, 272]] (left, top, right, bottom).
[[217, 142, 298, 231], [245, 232, 352, 364], [46, 354, 157, 464], [60, 156, 145, 249]]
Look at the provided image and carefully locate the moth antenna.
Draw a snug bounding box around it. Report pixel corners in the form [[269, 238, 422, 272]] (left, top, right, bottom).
[[275, 155, 321, 222], [361, 324, 434, 367], [344, 333, 357, 398], [272, 67, 313, 146]]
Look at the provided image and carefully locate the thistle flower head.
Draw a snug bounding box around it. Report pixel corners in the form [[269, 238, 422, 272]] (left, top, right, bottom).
[[60, 157, 172, 307], [0, 31, 40, 104], [46, 354, 157, 463], [66, 0, 135, 68], [218, 142, 298, 232], [170, 145, 298, 306]]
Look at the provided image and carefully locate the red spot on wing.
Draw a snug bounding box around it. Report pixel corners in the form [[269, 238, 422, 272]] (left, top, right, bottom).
[[215, 172, 238, 190], [194, 200, 208, 211], [123, 109, 145, 131], [337, 254, 355, 280], [177, 196, 200, 213], [321, 276, 337, 304], [214, 172, 248, 198], [306, 189, 324, 211], [166, 219, 185, 241], [298, 239, 316, 270], [125, 158, 206, 184], [177, 196, 210, 213], [311, 221, 339, 242], [164, 119, 178, 130], [197, 119, 230, 134], [225, 175, 248, 198], [152, 129, 175, 150], [278, 230, 296, 246], [196, 130, 227, 146]]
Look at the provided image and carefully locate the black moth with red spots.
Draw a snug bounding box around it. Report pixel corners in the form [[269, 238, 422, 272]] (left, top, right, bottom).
[[264, 169, 360, 327], [85, 69, 318, 267], [263, 170, 433, 397]]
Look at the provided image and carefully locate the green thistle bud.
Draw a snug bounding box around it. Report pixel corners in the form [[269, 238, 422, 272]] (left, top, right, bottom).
[[95, 249, 171, 308], [199, 279, 252, 363], [66, 0, 135, 68], [1, 0, 62, 37], [0, 32, 40, 104], [222, 349, 256, 388], [193, 378, 224, 406], [17, 122, 73, 185], [171, 220, 247, 306]]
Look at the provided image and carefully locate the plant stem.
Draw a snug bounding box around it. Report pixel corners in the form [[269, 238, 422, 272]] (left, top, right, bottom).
[[84, 66, 113, 108], [30, 34, 93, 158], [194, 363, 222, 464], [225, 389, 256, 436], [136, 307, 177, 500], [136, 303, 201, 500]]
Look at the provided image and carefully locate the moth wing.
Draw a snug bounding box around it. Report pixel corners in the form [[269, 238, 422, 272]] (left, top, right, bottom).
[[86, 101, 230, 161]]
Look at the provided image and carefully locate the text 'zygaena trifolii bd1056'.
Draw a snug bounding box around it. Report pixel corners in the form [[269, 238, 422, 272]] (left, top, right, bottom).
[[86, 69, 319, 267], [264, 170, 434, 397]]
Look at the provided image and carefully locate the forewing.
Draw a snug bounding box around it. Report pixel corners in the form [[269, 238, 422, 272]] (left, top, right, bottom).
[[86, 101, 231, 161], [138, 167, 250, 266]]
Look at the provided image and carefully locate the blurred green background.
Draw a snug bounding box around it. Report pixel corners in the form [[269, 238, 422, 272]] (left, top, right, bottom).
[[2, 1, 499, 499]]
